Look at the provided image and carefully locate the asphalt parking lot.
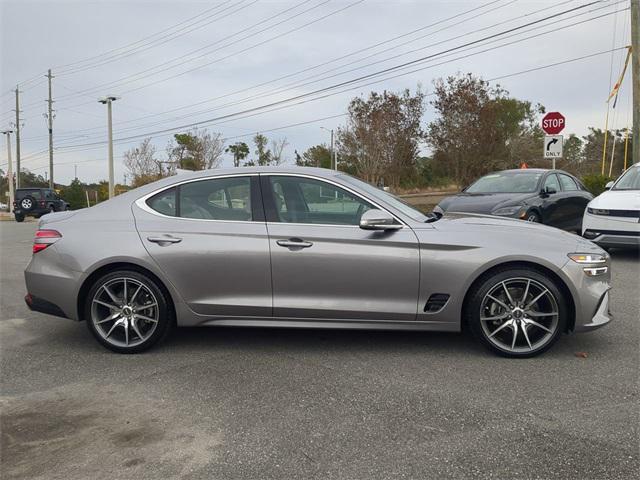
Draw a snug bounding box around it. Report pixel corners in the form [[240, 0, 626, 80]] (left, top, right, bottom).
[[1, 222, 638, 480]]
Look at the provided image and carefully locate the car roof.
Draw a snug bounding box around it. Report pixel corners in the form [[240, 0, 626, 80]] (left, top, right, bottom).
[[169, 166, 340, 180]]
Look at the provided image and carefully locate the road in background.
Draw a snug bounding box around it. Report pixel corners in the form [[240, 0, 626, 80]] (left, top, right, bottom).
[[1, 223, 638, 479]]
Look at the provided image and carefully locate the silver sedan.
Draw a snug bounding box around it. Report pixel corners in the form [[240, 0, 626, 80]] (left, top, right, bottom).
[[24, 167, 612, 357]]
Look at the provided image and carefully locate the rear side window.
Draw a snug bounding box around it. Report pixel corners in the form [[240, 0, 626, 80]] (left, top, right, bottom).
[[146, 177, 254, 221], [147, 187, 176, 216], [180, 177, 252, 221], [558, 174, 578, 191]]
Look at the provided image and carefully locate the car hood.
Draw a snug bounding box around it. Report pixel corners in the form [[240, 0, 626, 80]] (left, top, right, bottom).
[[424, 212, 602, 257], [438, 192, 532, 213], [588, 190, 640, 210]]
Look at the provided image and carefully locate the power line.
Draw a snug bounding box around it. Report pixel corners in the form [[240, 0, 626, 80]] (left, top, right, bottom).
[[56, 0, 364, 101], [52, 2, 617, 149], [5, 43, 625, 172]]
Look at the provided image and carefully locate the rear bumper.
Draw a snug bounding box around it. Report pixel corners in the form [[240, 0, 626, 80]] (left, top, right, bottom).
[[24, 293, 68, 319]]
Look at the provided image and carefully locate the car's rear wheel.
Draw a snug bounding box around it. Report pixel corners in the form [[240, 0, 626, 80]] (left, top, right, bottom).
[[465, 268, 567, 358], [14, 214, 24, 222], [85, 270, 172, 353]]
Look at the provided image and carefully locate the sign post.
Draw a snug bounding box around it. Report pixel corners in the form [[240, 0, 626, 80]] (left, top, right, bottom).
[[541, 112, 566, 169]]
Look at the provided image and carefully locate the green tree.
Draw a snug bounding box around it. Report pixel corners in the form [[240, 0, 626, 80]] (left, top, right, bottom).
[[296, 144, 332, 168], [60, 178, 87, 210], [225, 142, 250, 167], [166, 128, 224, 171], [427, 74, 541, 185], [253, 133, 272, 166]]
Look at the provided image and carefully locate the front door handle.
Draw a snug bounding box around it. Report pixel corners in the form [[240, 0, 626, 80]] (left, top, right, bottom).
[[276, 238, 313, 249], [147, 235, 182, 245]]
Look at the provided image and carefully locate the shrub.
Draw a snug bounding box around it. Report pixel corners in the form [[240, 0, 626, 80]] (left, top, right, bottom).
[[581, 174, 614, 196]]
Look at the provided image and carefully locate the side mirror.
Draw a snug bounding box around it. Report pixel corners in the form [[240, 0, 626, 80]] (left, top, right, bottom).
[[359, 209, 402, 231], [542, 186, 557, 195], [605, 181, 614, 190]]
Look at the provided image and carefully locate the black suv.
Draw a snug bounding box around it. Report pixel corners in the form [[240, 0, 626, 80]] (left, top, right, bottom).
[[13, 188, 69, 222]]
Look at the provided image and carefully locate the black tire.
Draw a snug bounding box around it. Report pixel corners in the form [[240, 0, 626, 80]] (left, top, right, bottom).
[[19, 195, 36, 212], [48, 205, 55, 214], [14, 214, 24, 222], [85, 270, 173, 354], [465, 267, 568, 358], [525, 211, 541, 223]]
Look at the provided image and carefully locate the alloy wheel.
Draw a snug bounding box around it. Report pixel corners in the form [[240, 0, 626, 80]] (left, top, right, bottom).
[[90, 277, 159, 348], [479, 277, 559, 354]]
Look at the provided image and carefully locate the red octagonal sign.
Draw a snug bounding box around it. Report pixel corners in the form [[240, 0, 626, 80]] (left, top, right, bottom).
[[541, 112, 565, 135]]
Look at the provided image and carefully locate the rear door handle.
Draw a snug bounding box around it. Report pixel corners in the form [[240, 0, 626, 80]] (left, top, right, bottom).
[[276, 238, 313, 249], [147, 235, 182, 245]]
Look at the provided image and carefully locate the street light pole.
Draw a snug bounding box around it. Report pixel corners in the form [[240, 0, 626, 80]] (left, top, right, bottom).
[[2, 130, 14, 210], [98, 96, 118, 198], [321, 127, 337, 170]]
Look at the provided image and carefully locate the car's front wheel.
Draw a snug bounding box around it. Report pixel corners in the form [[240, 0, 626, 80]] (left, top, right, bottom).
[[85, 270, 172, 353], [465, 268, 567, 357]]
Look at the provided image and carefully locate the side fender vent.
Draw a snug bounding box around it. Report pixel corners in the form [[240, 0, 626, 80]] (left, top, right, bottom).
[[424, 293, 450, 313]]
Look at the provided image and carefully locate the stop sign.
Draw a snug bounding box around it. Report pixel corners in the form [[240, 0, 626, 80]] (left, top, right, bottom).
[[541, 112, 565, 135]]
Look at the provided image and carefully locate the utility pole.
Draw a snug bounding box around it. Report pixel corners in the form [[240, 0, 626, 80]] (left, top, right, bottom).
[[98, 96, 118, 198], [631, 0, 639, 167], [321, 127, 337, 170], [14, 86, 21, 189], [46, 69, 55, 188], [1, 130, 14, 210], [74, 164, 78, 180]]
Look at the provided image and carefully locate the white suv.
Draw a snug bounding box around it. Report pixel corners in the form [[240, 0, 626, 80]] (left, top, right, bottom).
[[582, 163, 640, 248]]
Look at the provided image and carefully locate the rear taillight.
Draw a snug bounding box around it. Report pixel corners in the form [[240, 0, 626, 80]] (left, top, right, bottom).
[[33, 229, 61, 254]]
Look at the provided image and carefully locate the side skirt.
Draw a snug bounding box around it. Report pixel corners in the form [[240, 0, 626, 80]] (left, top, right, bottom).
[[194, 317, 460, 332]]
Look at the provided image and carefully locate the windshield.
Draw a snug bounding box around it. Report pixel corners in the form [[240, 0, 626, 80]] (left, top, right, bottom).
[[339, 174, 429, 222], [612, 166, 640, 190], [466, 172, 543, 193]]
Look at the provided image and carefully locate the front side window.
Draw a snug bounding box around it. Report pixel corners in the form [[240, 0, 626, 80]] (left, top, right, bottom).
[[543, 174, 561, 192], [558, 174, 578, 191], [268, 176, 373, 225], [180, 177, 252, 221]]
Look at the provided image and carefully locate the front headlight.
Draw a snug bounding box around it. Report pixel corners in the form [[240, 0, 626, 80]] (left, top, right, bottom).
[[491, 205, 523, 216], [568, 253, 607, 264], [568, 253, 608, 276], [587, 207, 610, 216]]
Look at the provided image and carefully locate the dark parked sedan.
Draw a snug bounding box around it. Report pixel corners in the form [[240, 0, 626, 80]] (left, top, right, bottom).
[[433, 169, 593, 231]]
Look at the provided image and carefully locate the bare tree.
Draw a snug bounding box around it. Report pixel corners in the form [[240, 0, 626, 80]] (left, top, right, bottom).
[[123, 138, 162, 187], [270, 137, 288, 165], [337, 89, 426, 187]]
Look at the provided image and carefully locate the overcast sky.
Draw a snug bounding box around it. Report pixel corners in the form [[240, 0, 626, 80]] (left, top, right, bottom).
[[0, 0, 633, 184]]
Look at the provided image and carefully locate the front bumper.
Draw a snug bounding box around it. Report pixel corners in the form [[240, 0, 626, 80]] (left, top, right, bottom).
[[574, 290, 612, 332], [582, 212, 640, 247], [560, 250, 612, 333]]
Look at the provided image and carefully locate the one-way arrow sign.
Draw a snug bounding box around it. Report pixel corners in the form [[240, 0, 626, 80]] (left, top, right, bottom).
[[544, 135, 563, 159]]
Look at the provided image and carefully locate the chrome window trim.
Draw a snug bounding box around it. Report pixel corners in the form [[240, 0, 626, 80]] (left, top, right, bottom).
[[262, 172, 407, 227], [135, 171, 407, 227]]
